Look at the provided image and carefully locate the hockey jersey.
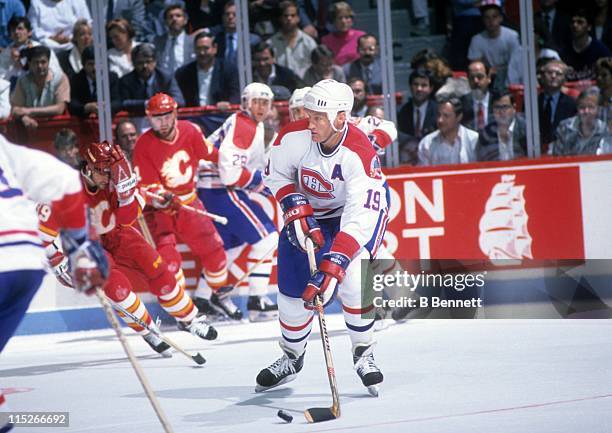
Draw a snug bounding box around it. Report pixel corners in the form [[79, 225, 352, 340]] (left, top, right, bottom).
[[133, 120, 217, 199], [265, 120, 389, 259], [198, 112, 266, 190], [350, 115, 398, 152], [0, 134, 85, 272]]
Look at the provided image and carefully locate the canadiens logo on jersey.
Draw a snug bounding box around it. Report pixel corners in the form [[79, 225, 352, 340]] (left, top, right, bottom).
[[161, 150, 193, 188], [301, 167, 335, 199]]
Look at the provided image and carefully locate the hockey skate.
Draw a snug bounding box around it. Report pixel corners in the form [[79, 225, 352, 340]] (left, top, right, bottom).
[[353, 343, 383, 397], [247, 295, 279, 322], [193, 296, 225, 321], [255, 343, 305, 392], [210, 285, 243, 320], [177, 315, 218, 340], [142, 331, 172, 358]]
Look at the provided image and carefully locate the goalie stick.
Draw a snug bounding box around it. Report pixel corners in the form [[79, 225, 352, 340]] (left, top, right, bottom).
[[110, 298, 206, 366], [303, 238, 341, 423]]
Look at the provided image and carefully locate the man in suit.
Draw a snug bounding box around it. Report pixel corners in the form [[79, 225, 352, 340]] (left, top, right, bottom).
[[477, 90, 527, 161], [343, 33, 382, 94], [154, 4, 195, 76], [535, 0, 571, 52], [175, 32, 240, 108], [538, 58, 577, 149], [119, 43, 184, 115], [214, 1, 261, 71], [397, 69, 437, 165], [68, 46, 121, 117], [461, 58, 494, 132], [252, 42, 302, 94]]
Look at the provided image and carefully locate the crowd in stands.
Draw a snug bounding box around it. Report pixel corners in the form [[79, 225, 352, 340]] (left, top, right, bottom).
[[0, 0, 610, 165]]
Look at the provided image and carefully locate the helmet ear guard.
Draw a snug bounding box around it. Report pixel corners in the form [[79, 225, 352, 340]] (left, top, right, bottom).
[[303, 79, 354, 131]]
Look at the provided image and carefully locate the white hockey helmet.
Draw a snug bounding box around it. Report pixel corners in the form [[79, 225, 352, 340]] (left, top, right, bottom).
[[241, 82, 274, 113], [303, 79, 354, 128], [289, 87, 312, 109]]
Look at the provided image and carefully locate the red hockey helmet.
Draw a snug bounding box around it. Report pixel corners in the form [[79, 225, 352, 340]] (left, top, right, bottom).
[[146, 93, 178, 116], [80, 141, 114, 172]]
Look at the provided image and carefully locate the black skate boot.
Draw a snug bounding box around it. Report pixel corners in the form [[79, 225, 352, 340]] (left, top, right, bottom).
[[142, 331, 172, 358], [177, 315, 218, 340], [193, 296, 224, 321], [353, 343, 383, 397], [247, 295, 279, 322], [255, 343, 305, 392], [210, 285, 243, 320]]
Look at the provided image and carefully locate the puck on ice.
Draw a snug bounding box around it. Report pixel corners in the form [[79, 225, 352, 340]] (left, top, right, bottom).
[[277, 409, 293, 423]]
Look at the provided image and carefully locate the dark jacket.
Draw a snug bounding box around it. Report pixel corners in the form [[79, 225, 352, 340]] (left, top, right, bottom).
[[538, 91, 577, 145], [477, 115, 527, 161], [119, 67, 184, 115], [174, 59, 240, 107], [68, 69, 121, 117], [343, 58, 382, 94], [461, 92, 495, 131], [397, 97, 438, 138]]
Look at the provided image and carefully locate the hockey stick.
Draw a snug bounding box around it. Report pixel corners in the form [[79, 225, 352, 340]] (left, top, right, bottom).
[[231, 245, 276, 289], [143, 191, 228, 225], [110, 298, 206, 366], [303, 238, 341, 423], [95, 289, 175, 433]]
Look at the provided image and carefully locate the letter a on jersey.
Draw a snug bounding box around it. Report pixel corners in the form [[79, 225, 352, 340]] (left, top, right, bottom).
[[331, 164, 344, 181], [301, 167, 335, 199]]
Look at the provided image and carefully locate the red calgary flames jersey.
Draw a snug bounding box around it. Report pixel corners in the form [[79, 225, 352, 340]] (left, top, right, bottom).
[[133, 120, 217, 196]]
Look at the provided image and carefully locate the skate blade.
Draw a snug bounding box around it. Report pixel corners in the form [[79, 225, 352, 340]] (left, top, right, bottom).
[[248, 310, 279, 322], [366, 385, 379, 397], [159, 350, 173, 358], [254, 373, 297, 393]]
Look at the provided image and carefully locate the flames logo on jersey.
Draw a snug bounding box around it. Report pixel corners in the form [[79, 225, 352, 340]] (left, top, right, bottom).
[[301, 167, 335, 199], [90, 200, 116, 235], [161, 150, 193, 188]]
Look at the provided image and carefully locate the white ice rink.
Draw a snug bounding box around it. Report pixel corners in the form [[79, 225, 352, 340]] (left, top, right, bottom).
[[2, 316, 612, 433]]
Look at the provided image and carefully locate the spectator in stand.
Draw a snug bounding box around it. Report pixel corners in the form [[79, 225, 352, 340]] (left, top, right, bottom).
[[115, 119, 139, 161], [27, 0, 92, 52], [561, 8, 611, 81], [551, 87, 608, 155], [418, 94, 479, 166], [142, 0, 170, 42], [593, 0, 612, 50], [321, 2, 365, 67], [119, 43, 184, 115], [467, 0, 520, 91], [477, 90, 527, 161], [86, 0, 146, 41], [412, 51, 470, 97], [57, 20, 93, 80], [535, 0, 571, 53], [461, 58, 494, 132], [0, 0, 25, 49], [154, 4, 195, 75], [0, 16, 62, 86], [187, 0, 224, 33], [596, 57, 611, 123], [248, 0, 278, 38], [107, 19, 141, 78], [175, 31, 240, 108], [343, 33, 382, 94], [538, 59, 577, 149], [52, 128, 80, 168], [297, 0, 343, 40], [448, 0, 484, 71], [251, 42, 302, 94], [214, 1, 261, 72], [69, 46, 121, 117], [10, 46, 70, 130], [0, 77, 9, 119], [268, 0, 317, 79], [349, 77, 368, 117], [302, 44, 345, 86]]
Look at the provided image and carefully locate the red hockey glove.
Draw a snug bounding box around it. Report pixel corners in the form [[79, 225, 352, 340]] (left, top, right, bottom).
[[109, 144, 137, 204], [48, 253, 73, 288], [302, 252, 350, 309], [61, 228, 109, 295], [280, 193, 325, 252]]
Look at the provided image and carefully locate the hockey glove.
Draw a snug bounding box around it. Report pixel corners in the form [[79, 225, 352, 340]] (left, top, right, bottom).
[[302, 252, 350, 309], [61, 228, 109, 295], [49, 253, 73, 288], [109, 144, 137, 204], [281, 193, 325, 252], [143, 185, 182, 214]]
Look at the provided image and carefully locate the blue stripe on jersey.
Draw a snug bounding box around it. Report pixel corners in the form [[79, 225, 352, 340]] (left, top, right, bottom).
[[364, 209, 387, 256], [0, 241, 42, 249]]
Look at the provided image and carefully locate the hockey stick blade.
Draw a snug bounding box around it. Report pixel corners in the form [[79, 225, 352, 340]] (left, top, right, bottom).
[[191, 353, 206, 365], [304, 407, 339, 423]]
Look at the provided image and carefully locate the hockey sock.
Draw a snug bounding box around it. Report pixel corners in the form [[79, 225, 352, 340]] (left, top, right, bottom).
[[158, 283, 197, 323], [204, 267, 228, 292], [278, 293, 313, 355], [113, 292, 153, 334], [247, 233, 277, 297], [342, 303, 376, 347]]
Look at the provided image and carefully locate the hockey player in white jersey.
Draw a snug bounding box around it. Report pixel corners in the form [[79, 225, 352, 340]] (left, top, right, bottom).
[[0, 134, 108, 431], [256, 80, 388, 396], [194, 82, 280, 322]]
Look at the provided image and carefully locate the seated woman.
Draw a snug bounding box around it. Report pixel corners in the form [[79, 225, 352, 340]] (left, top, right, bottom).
[[321, 2, 365, 67], [107, 19, 140, 78]]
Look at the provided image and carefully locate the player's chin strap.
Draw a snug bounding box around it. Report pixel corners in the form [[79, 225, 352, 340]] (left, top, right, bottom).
[[319, 112, 348, 147]]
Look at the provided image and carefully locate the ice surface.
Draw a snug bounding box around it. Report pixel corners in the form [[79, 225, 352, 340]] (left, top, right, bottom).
[[2, 317, 612, 433]]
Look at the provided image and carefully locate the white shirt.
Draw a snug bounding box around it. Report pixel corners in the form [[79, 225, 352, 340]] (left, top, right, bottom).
[[160, 32, 187, 72], [418, 125, 479, 166], [268, 30, 317, 79], [108, 41, 140, 78], [497, 119, 516, 161], [197, 66, 213, 107], [27, 0, 92, 51]]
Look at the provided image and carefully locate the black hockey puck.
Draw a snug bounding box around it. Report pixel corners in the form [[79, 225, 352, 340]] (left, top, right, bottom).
[[277, 409, 293, 423]]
